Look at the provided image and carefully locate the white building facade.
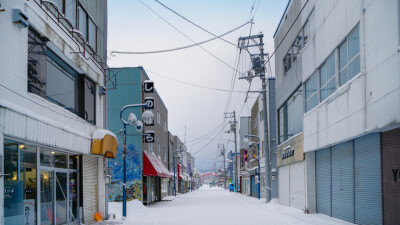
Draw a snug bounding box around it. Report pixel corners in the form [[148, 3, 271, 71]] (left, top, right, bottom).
[[0, 0, 112, 224], [275, 0, 400, 224]]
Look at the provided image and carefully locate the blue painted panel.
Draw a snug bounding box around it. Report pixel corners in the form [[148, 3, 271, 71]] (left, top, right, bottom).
[[332, 141, 354, 223], [316, 148, 331, 216], [354, 133, 382, 225], [107, 68, 143, 201]]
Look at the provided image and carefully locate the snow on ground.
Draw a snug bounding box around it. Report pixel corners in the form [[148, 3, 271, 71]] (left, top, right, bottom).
[[105, 185, 353, 225]]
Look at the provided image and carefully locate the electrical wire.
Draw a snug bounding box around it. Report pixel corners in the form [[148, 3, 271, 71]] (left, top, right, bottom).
[[137, 0, 247, 76], [153, 0, 236, 47], [109, 20, 251, 55], [145, 69, 246, 93]]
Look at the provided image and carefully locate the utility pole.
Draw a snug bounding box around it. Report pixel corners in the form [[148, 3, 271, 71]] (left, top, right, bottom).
[[225, 111, 238, 193], [218, 144, 226, 189], [238, 33, 271, 203]]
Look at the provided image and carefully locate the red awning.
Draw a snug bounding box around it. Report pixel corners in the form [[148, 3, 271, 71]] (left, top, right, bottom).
[[143, 151, 170, 178], [178, 164, 182, 180]]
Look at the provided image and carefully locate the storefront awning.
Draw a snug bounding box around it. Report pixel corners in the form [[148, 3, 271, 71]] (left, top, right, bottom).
[[91, 129, 118, 158], [143, 151, 170, 178]]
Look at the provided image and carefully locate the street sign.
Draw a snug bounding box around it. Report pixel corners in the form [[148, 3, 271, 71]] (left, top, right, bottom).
[[144, 131, 155, 143], [143, 80, 154, 93], [144, 97, 154, 109]]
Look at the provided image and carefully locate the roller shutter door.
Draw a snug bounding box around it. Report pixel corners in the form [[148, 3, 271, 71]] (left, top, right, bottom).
[[289, 161, 305, 210], [332, 141, 354, 223], [354, 133, 382, 225], [83, 155, 98, 224], [278, 165, 289, 206], [316, 148, 331, 216]]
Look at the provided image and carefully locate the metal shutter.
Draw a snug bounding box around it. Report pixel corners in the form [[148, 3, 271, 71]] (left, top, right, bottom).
[[279, 165, 290, 206], [316, 148, 331, 216], [289, 161, 305, 210], [83, 155, 98, 224], [251, 176, 257, 197], [354, 133, 382, 225], [332, 141, 354, 223]]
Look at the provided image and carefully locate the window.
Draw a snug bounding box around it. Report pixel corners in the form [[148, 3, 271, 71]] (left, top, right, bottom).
[[164, 147, 167, 162], [253, 116, 258, 129], [28, 28, 96, 124], [157, 111, 161, 124], [305, 71, 318, 112], [84, 78, 95, 124], [278, 86, 303, 144], [339, 25, 360, 86], [320, 53, 336, 102], [78, 4, 96, 49], [283, 10, 314, 75], [163, 120, 167, 132], [149, 143, 154, 153]]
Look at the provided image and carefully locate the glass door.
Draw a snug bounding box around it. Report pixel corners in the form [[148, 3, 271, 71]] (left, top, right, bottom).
[[40, 171, 54, 225], [55, 172, 67, 225]]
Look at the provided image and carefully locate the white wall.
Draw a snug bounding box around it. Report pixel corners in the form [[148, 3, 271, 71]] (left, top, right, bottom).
[[300, 0, 400, 152]]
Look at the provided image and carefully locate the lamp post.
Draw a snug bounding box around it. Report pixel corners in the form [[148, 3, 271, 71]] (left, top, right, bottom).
[[243, 134, 261, 200], [120, 103, 154, 218], [173, 147, 183, 196]]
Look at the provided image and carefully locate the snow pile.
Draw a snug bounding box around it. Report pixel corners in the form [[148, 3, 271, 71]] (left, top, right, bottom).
[[92, 128, 117, 140], [108, 200, 148, 222]]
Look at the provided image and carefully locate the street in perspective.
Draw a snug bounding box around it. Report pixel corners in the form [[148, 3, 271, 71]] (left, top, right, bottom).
[[0, 0, 399, 225]]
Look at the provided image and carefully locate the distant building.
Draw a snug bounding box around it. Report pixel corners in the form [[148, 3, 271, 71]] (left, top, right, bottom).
[[275, 0, 400, 224]]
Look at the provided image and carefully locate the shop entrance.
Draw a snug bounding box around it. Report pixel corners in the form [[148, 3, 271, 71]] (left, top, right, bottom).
[[3, 139, 80, 225]]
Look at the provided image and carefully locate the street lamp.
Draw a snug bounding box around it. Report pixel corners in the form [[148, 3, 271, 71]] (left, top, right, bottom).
[[243, 134, 261, 200], [120, 103, 154, 218], [173, 147, 183, 196]]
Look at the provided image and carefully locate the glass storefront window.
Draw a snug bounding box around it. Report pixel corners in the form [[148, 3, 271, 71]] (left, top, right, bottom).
[[4, 140, 37, 225], [41, 149, 67, 168]]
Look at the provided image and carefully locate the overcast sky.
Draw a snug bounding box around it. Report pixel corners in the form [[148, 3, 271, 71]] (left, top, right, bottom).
[[107, 0, 289, 172]]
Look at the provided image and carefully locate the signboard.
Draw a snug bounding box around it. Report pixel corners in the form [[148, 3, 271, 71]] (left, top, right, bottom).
[[144, 131, 155, 143], [281, 145, 294, 160], [24, 199, 35, 225], [188, 160, 191, 174], [143, 80, 154, 93], [144, 97, 154, 109]]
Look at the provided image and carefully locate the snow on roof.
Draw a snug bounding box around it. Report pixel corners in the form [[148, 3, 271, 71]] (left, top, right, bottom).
[[92, 128, 117, 140], [143, 80, 154, 83], [0, 99, 91, 139]]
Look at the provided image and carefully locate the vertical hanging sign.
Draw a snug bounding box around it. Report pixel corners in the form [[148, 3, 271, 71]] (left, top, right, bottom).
[[143, 80, 154, 93]]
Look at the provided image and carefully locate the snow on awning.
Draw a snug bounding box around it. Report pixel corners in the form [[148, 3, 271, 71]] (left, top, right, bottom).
[[143, 151, 170, 178], [91, 129, 117, 158]]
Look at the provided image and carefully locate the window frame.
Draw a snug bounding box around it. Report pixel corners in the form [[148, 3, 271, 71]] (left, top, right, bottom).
[[339, 24, 360, 86], [319, 52, 337, 102], [305, 71, 319, 112], [77, 2, 97, 50]]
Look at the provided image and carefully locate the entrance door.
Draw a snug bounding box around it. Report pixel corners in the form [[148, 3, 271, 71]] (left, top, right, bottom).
[[40, 170, 68, 225]]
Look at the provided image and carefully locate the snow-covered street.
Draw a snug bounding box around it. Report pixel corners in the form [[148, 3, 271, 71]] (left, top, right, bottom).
[[106, 185, 352, 225]]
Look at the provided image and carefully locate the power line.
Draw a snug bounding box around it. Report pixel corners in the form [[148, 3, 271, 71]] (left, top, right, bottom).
[[133, 0, 248, 76], [153, 0, 236, 47], [145, 69, 246, 93]]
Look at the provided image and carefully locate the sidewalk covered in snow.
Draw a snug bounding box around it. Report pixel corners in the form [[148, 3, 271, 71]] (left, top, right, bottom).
[[104, 185, 352, 225]]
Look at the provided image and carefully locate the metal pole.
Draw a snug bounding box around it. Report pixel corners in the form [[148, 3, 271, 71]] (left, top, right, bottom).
[[223, 146, 226, 189], [123, 123, 127, 218], [257, 142, 260, 200], [233, 111, 238, 193], [174, 154, 176, 196], [259, 35, 271, 203]]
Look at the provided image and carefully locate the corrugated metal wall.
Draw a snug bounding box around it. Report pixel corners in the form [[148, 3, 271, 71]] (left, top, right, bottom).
[[83, 155, 98, 224], [331, 141, 354, 223], [354, 133, 382, 225], [2, 108, 91, 155], [316, 148, 331, 216]]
